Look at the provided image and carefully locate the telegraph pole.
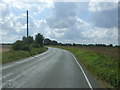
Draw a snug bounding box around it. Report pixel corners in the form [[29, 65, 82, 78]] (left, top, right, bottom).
[[26, 10, 32, 55], [27, 10, 29, 38]]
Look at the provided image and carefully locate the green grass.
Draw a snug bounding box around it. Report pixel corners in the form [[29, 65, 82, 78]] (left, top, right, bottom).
[[52, 46, 119, 88], [2, 47, 48, 64]]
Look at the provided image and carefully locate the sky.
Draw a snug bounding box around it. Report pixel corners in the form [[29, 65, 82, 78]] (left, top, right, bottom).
[[0, 0, 119, 45]]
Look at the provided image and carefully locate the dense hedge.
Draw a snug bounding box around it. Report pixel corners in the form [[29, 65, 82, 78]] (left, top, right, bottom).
[[12, 40, 29, 51]]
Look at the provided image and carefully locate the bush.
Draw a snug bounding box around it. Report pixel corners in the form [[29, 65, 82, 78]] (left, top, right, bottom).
[[22, 36, 33, 44], [32, 43, 40, 48], [35, 33, 44, 47], [12, 40, 29, 51], [31, 41, 40, 48]]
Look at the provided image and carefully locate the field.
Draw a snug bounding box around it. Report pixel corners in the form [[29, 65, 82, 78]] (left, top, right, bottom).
[[74, 46, 118, 57], [53, 46, 119, 88], [0, 45, 12, 53], [1, 45, 48, 64]]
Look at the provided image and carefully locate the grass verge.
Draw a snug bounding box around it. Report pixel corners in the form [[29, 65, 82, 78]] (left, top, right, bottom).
[[52, 46, 119, 88], [2, 47, 48, 64]]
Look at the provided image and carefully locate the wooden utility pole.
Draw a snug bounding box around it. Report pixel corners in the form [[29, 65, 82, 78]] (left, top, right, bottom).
[[27, 10, 29, 38]]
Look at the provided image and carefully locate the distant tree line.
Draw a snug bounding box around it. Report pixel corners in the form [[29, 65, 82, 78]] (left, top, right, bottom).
[[44, 39, 119, 47], [1, 43, 13, 45], [44, 38, 58, 45], [56, 43, 119, 47], [11, 33, 119, 51]]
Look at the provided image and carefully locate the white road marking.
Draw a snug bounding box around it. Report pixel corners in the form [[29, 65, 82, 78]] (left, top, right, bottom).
[[8, 83, 12, 86], [2, 64, 14, 70], [15, 58, 34, 64], [3, 73, 14, 79], [71, 53, 93, 90], [2, 74, 22, 87]]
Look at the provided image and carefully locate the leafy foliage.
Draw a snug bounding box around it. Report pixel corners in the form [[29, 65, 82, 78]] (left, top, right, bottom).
[[31, 41, 40, 48], [44, 38, 58, 45], [44, 38, 51, 45], [12, 33, 44, 50], [35, 33, 44, 47], [12, 40, 29, 51], [22, 36, 33, 44]]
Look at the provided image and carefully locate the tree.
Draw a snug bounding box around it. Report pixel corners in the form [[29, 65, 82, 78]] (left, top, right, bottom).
[[51, 40, 58, 45], [108, 44, 113, 47], [44, 38, 51, 45], [22, 36, 27, 43], [35, 33, 44, 47], [12, 40, 29, 51], [31, 41, 40, 48], [73, 43, 76, 46], [22, 36, 33, 44]]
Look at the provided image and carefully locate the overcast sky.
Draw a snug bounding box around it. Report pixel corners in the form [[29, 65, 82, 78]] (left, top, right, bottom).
[[0, 0, 119, 45]]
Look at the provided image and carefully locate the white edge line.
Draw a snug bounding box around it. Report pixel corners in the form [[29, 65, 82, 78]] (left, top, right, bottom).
[[71, 53, 93, 90]]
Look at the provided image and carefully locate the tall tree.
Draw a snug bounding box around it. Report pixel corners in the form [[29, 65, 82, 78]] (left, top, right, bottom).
[[44, 38, 51, 45], [35, 33, 44, 47], [51, 40, 58, 45], [22, 36, 33, 44]]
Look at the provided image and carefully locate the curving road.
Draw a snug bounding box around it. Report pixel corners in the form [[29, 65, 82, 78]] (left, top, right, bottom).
[[2, 47, 101, 88]]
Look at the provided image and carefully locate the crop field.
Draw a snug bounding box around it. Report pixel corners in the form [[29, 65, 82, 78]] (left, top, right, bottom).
[[53, 46, 119, 88], [75, 46, 118, 57], [1, 45, 12, 53]]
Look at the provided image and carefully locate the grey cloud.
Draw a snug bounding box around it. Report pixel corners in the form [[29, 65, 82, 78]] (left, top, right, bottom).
[[90, 3, 118, 28], [53, 2, 77, 18], [45, 2, 91, 42], [46, 2, 99, 43], [46, 2, 78, 29], [0, 3, 10, 18], [89, 2, 117, 12]]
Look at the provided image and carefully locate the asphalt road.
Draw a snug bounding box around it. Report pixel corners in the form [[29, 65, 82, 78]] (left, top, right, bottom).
[[2, 47, 102, 88]]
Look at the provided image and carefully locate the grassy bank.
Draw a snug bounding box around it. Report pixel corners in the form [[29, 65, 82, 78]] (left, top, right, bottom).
[[2, 47, 48, 64], [53, 46, 119, 88]]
